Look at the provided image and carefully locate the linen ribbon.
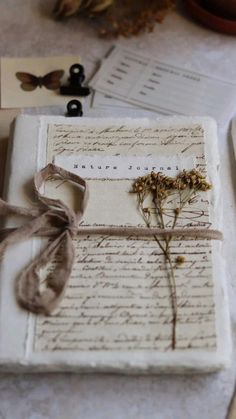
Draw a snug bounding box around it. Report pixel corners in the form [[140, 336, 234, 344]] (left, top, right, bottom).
[[0, 164, 88, 315], [0, 163, 223, 316]]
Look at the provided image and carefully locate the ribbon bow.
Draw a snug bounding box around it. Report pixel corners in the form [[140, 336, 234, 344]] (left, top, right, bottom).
[[0, 164, 88, 315]]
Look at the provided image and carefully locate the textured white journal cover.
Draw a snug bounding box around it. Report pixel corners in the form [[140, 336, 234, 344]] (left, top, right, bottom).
[[0, 115, 231, 373]]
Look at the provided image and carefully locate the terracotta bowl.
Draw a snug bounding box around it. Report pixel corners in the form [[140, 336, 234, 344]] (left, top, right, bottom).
[[184, 0, 236, 35], [205, 0, 236, 18]]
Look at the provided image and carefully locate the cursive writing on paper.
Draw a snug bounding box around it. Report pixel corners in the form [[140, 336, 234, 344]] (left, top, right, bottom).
[[34, 120, 216, 352]]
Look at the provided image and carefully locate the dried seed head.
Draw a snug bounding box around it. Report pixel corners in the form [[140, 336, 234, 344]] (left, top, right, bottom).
[[175, 169, 212, 191], [131, 169, 211, 200], [175, 255, 185, 265]]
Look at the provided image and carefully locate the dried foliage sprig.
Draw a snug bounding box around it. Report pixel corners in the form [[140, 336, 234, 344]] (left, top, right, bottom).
[[54, 0, 175, 38], [131, 169, 212, 349]]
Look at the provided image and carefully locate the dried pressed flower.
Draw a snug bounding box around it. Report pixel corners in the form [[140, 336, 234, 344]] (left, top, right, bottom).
[[131, 170, 211, 199], [131, 168, 212, 350], [54, 0, 175, 37], [175, 169, 212, 191]]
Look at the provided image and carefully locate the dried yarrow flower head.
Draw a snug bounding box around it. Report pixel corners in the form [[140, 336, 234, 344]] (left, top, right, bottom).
[[53, 0, 175, 37], [131, 170, 211, 197], [174, 169, 212, 191], [131, 171, 181, 200], [131, 171, 175, 193]]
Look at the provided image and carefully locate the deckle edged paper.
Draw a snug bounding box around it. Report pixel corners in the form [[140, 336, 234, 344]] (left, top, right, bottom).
[[32, 117, 229, 361], [0, 115, 231, 373]]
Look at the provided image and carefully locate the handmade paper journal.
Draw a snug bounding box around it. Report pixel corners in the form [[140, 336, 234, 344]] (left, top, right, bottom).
[[0, 115, 231, 372]]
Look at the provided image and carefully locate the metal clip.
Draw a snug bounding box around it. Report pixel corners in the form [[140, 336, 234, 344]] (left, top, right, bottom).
[[60, 64, 90, 97], [66, 99, 83, 117]]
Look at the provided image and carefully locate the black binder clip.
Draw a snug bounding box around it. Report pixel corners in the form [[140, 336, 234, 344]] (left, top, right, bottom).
[[60, 64, 90, 97], [66, 99, 83, 117]]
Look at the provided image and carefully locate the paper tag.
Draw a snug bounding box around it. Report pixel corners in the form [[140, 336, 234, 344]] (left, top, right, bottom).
[[91, 46, 236, 122], [1, 56, 80, 108], [55, 154, 195, 179]]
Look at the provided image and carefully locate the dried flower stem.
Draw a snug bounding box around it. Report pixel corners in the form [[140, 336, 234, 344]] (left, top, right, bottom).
[[131, 170, 212, 350]]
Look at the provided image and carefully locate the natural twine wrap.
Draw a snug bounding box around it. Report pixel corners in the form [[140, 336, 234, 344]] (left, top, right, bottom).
[[0, 164, 223, 316]]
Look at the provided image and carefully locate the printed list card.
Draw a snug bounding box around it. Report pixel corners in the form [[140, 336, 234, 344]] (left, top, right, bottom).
[[91, 46, 236, 123]]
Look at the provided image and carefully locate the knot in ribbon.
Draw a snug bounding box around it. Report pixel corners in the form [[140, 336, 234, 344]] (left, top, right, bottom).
[[66, 224, 79, 239], [0, 164, 88, 315]]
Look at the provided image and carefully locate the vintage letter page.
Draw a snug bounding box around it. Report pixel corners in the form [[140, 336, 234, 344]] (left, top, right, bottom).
[[34, 118, 217, 354]]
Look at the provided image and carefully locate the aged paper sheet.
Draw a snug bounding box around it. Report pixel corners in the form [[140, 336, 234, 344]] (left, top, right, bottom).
[[34, 120, 216, 352]]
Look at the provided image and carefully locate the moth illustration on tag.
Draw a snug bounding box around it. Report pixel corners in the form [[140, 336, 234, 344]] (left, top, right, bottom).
[[15, 70, 64, 91]]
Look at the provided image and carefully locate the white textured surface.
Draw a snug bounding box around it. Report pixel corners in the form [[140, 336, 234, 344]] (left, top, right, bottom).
[[1, 1, 236, 418]]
